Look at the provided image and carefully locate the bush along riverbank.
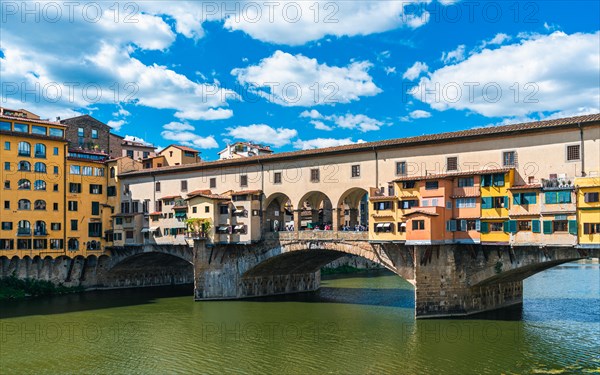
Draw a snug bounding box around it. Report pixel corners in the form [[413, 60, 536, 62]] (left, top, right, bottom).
[[0, 275, 85, 300]]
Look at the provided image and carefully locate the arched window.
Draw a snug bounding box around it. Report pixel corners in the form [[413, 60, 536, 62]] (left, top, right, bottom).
[[34, 180, 46, 190], [18, 142, 31, 156], [34, 221, 47, 235], [17, 220, 31, 235], [17, 179, 31, 190], [18, 199, 31, 210], [18, 161, 31, 171], [87, 240, 99, 250], [110, 167, 116, 178], [34, 200, 46, 210], [34, 143, 46, 158], [68, 238, 79, 250], [34, 162, 46, 173]]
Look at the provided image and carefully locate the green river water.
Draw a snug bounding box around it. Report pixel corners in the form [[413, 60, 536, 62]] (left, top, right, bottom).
[[1, 261, 599, 374]]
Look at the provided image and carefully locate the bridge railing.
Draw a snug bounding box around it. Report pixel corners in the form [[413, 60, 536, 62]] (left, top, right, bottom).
[[264, 230, 368, 242]]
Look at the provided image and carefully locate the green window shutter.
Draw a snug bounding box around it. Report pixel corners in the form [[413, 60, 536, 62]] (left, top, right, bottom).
[[493, 174, 505, 187], [504, 196, 510, 209], [475, 220, 481, 232], [481, 175, 491, 187], [568, 220, 578, 235], [545, 192, 557, 204], [559, 191, 572, 203], [480, 222, 489, 233], [513, 193, 521, 205], [523, 192, 537, 205], [91, 202, 99, 215], [543, 221, 553, 234], [481, 197, 492, 209], [532, 220, 541, 233], [460, 220, 467, 232], [509, 220, 517, 233], [503, 221, 509, 232]]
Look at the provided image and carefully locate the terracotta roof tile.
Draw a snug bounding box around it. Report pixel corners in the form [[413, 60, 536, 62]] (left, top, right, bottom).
[[402, 210, 440, 217], [369, 196, 397, 201], [0, 114, 67, 127], [120, 114, 600, 178], [231, 190, 263, 196], [508, 184, 542, 190], [159, 195, 181, 200]]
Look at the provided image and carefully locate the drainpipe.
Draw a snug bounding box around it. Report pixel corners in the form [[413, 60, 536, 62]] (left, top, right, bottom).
[[578, 122, 586, 177]]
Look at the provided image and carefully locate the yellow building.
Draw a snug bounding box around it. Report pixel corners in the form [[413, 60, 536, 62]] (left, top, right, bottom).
[[479, 168, 514, 244], [0, 113, 68, 258], [65, 150, 109, 255], [575, 177, 600, 248], [368, 187, 398, 241]]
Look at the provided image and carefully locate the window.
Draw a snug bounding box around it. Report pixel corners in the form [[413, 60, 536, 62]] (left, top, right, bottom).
[[1, 239, 14, 250], [584, 192, 599, 203], [545, 191, 572, 204], [0, 121, 11, 131], [34, 144, 46, 158], [310, 169, 320, 183], [33, 239, 47, 249], [155, 182, 161, 192], [68, 201, 78, 211], [396, 161, 407, 176], [2, 222, 13, 230], [210, 178, 216, 189], [481, 173, 505, 187], [18, 141, 31, 156], [34, 162, 46, 173], [90, 184, 102, 194], [53, 147, 59, 156], [53, 203, 58, 211], [126, 231, 134, 239], [49, 128, 64, 137], [192, 207, 197, 214], [107, 186, 116, 196], [18, 160, 30, 171], [457, 177, 474, 187], [446, 157, 458, 171], [53, 184, 59, 192], [88, 223, 102, 237], [50, 239, 63, 250], [143, 151, 149, 158], [481, 196, 508, 209], [94, 168, 104, 177], [240, 175, 248, 187], [388, 183, 395, 197], [374, 223, 393, 233], [351, 165, 360, 178], [91, 202, 100, 215], [91, 129, 98, 139], [51, 223, 61, 230], [489, 222, 504, 231], [121, 202, 130, 214], [400, 200, 418, 209], [456, 198, 476, 208], [70, 165, 80, 175], [402, 181, 416, 189], [583, 223, 600, 234], [18, 199, 31, 210], [373, 201, 392, 210], [425, 181, 438, 190], [34, 221, 47, 235], [4, 181, 10, 189], [70, 220, 78, 231], [78, 127, 84, 137], [4, 201, 9, 209], [126, 150, 134, 158], [69, 183, 81, 193], [181, 180, 188, 191], [274, 172, 282, 184], [18, 179, 31, 190], [17, 220, 31, 235], [31, 125, 47, 135], [518, 220, 532, 231], [82, 166, 93, 176], [412, 220, 425, 230], [553, 220, 568, 232], [184, 151, 195, 157], [110, 167, 116, 178], [513, 192, 537, 205], [54, 166, 59, 174], [14, 123, 29, 133], [219, 205, 229, 215], [17, 239, 32, 250], [4, 141, 10, 150], [503, 151, 516, 167], [68, 238, 79, 250], [115, 217, 123, 225], [205, 206, 210, 213], [566, 145, 580, 161], [34, 200, 46, 210]]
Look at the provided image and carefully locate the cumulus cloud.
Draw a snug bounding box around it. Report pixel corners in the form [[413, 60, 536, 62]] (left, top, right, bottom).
[[409, 110, 432, 119], [232, 51, 381, 107], [107, 120, 126, 131], [300, 109, 324, 119], [311, 121, 333, 131], [403, 61, 429, 80], [160, 130, 219, 149], [123, 135, 153, 146], [293, 138, 366, 150], [334, 114, 383, 132], [441, 45, 466, 64], [162, 122, 195, 131], [411, 31, 600, 118], [225, 124, 298, 147]]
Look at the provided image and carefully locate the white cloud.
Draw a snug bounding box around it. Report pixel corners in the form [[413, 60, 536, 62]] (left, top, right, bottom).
[[334, 114, 383, 132], [232, 51, 381, 107], [123, 135, 153, 146], [311, 120, 333, 131], [226, 124, 298, 147], [488, 33, 511, 46], [160, 130, 219, 149], [441, 45, 466, 64], [409, 110, 432, 119], [300, 109, 324, 119], [107, 120, 126, 131], [112, 108, 131, 117], [163, 122, 195, 131], [223, 1, 429, 45], [384, 66, 397, 75], [402, 61, 429, 80], [293, 138, 366, 150], [412, 31, 600, 118]]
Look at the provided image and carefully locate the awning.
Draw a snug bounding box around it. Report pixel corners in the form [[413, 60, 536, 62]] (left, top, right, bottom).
[[383, 223, 392, 228], [174, 212, 187, 218], [234, 225, 244, 230], [141, 228, 150, 233], [400, 223, 407, 227], [376, 223, 384, 228], [149, 226, 159, 232]]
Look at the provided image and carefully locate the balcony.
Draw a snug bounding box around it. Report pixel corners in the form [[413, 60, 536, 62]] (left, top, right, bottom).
[[541, 177, 575, 190], [451, 186, 480, 198], [17, 229, 31, 236]]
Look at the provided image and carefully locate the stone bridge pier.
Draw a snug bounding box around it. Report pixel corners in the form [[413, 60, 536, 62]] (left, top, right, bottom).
[[193, 233, 598, 318]]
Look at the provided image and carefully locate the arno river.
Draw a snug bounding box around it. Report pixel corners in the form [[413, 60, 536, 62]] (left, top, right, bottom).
[[1, 260, 598, 374]]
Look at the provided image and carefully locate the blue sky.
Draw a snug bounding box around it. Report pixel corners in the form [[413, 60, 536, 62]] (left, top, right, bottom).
[[1, 1, 599, 158]]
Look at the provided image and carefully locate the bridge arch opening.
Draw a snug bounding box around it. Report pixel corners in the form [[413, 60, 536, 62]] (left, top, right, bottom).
[[297, 191, 334, 230], [264, 193, 294, 232], [337, 187, 369, 231]]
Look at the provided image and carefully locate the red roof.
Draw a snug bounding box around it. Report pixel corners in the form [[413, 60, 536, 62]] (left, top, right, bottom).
[[148, 212, 162, 216], [369, 195, 396, 201], [231, 190, 262, 196], [402, 210, 440, 217], [159, 195, 181, 200], [0, 114, 66, 127], [161, 144, 199, 154]]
